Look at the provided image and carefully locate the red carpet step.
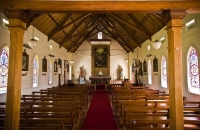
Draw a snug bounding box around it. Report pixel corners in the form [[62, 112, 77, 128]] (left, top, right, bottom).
[[82, 90, 118, 130]]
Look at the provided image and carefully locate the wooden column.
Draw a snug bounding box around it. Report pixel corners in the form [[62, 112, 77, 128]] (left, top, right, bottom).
[[164, 10, 186, 130], [3, 10, 29, 130]]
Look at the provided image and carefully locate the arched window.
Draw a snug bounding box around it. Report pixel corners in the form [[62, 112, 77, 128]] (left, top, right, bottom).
[[33, 55, 39, 88], [161, 55, 167, 88], [187, 47, 200, 94], [48, 59, 53, 85], [98, 32, 102, 39], [148, 59, 152, 84], [0, 46, 9, 94]]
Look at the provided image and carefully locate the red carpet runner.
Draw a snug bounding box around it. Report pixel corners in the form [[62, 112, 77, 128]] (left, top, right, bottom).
[[81, 90, 118, 130]]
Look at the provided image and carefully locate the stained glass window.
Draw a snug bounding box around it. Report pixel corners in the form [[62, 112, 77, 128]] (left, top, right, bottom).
[[0, 47, 9, 94], [48, 59, 53, 84], [161, 55, 167, 88], [148, 59, 152, 84], [33, 55, 39, 88], [98, 32, 102, 39], [187, 47, 200, 94]]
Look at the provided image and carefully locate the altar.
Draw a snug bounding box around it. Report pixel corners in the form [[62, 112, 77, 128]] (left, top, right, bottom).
[[89, 76, 111, 84]]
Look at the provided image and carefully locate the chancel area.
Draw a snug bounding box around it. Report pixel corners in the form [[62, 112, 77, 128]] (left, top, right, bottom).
[[0, 1, 200, 130]]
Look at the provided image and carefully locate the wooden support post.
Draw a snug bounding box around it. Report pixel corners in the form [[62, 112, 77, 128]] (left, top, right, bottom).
[[3, 10, 29, 130], [164, 10, 186, 130]]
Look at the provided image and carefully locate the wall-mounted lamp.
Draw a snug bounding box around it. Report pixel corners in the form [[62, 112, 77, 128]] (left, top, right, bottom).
[[125, 59, 128, 63], [70, 60, 74, 64]]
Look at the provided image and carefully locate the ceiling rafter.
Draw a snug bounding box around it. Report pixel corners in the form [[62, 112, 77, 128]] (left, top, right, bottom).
[[86, 14, 101, 27], [47, 13, 69, 39], [113, 17, 141, 48], [102, 21, 136, 50], [152, 13, 166, 24], [114, 31, 134, 52], [68, 33, 84, 53], [59, 23, 99, 46], [126, 13, 152, 41], [104, 28, 130, 52], [108, 13, 151, 40], [104, 31, 129, 53], [26, 14, 41, 28], [59, 16, 89, 48], [70, 28, 97, 53], [50, 13, 92, 37], [48, 13, 73, 41]]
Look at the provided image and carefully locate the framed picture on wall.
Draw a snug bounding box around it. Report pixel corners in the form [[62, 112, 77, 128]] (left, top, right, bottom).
[[94, 47, 107, 67], [42, 56, 47, 72], [64, 60, 69, 72], [143, 59, 147, 75], [153, 56, 158, 72], [54, 59, 57, 72], [22, 49, 29, 71]]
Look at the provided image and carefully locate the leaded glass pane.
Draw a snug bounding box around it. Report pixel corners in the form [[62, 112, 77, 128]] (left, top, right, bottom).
[[48, 60, 53, 84], [0, 47, 9, 94], [189, 47, 199, 87], [161, 56, 167, 88], [33, 56, 39, 88], [148, 59, 152, 84]]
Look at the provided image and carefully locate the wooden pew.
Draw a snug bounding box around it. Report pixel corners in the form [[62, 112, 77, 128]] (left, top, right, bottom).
[[120, 107, 200, 130], [132, 119, 200, 130], [112, 94, 169, 113], [0, 118, 69, 130], [121, 106, 170, 129], [31, 90, 88, 104], [0, 127, 65, 130], [116, 100, 169, 117]]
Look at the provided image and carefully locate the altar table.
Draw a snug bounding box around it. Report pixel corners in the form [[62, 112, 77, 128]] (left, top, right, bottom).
[[89, 76, 111, 84]]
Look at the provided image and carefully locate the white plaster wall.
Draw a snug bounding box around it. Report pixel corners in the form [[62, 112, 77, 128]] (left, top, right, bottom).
[[74, 37, 128, 83], [0, 13, 70, 101], [129, 13, 200, 101]]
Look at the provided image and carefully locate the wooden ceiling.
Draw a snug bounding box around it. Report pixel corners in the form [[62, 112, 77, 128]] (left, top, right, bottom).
[[0, 1, 200, 53]]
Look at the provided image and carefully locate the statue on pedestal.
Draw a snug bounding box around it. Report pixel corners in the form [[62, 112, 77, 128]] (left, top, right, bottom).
[[78, 67, 82, 78], [119, 66, 123, 79]]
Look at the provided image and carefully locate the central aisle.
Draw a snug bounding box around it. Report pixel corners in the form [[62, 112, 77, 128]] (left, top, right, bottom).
[[81, 90, 118, 130]]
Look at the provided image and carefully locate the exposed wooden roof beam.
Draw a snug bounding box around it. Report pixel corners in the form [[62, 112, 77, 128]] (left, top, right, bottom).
[[59, 17, 89, 48], [48, 13, 91, 40], [113, 18, 141, 48], [126, 13, 152, 41], [26, 14, 41, 28], [116, 33, 134, 51], [68, 34, 83, 53], [109, 13, 151, 40], [102, 22, 135, 51], [60, 22, 98, 48], [1, 1, 199, 13], [47, 13, 69, 39], [48, 13, 73, 41], [69, 28, 97, 52], [152, 13, 167, 24], [104, 29, 129, 53]]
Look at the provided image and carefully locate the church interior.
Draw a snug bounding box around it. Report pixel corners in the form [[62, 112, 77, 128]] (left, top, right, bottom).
[[0, 1, 200, 130]]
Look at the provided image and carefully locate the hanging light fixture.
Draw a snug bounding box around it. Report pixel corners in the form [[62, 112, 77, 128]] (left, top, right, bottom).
[[124, 37, 128, 64], [28, 26, 38, 47], [152, 19, 161, 50], [70, 37, 74, 64], [23, 30, 32, 49]]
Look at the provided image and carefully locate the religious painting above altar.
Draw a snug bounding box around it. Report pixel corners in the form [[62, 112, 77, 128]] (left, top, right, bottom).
[[94, 47, 107, 67]]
